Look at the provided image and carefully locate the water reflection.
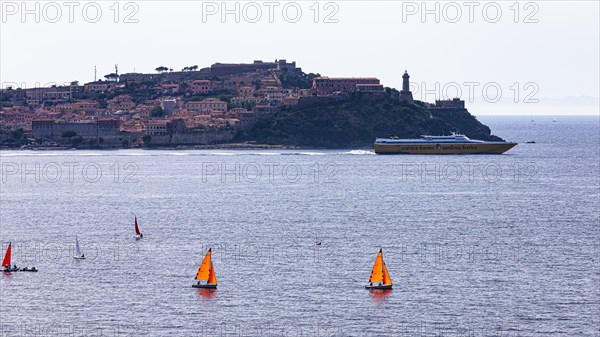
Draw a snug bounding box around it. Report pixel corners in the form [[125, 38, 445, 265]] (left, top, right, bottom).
[[369, 289, 392, 302], [196, 288, 217, 299]]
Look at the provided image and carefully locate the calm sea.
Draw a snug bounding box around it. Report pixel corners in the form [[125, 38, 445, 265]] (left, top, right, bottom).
[[1, 116, 599, 337]]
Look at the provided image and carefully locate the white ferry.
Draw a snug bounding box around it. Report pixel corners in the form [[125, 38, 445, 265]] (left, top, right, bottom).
[[374, 134, 517, 154]]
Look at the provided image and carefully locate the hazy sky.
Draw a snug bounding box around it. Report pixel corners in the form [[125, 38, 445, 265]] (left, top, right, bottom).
[[1, 1, 598, 114]]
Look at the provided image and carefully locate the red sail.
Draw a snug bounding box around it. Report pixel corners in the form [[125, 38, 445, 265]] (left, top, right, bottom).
[[2, 242, 11, 267], [134, 217, 141, 236]]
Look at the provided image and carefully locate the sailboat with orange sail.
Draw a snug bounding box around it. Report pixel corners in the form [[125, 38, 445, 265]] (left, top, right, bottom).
[[365, 248, 393, 290], [192, 248, 217, 289], [2, 242, 19, 272], [134, 216, 143, 239]]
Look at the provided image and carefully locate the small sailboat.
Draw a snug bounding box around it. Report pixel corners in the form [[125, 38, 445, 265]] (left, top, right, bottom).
[[74, 236, 86, 259], [365, 248, 393, 290], [192, 248, 217, 289], [2, 242, 19, 272], [134, 216, 143, 240]]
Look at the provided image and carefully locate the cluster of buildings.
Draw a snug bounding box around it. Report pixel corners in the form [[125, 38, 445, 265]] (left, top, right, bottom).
[[0, 60, 465, 147]]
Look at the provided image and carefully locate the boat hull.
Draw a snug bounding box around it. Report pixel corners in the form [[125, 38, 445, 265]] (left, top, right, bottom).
[[374, 142, 516, 154], [365, 284, 393, 290], [192, 284, 217, 289], [74, 256, 86, 260]]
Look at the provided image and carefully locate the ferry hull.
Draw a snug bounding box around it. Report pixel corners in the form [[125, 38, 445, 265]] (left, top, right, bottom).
[[374, 142, 516, 154]]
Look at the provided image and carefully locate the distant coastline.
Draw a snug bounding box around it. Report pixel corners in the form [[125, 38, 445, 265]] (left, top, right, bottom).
[[1, 59, 504, 149]]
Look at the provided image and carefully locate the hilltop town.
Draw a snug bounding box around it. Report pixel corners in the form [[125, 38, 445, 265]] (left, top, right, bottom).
[[0, 59, 487, 149]]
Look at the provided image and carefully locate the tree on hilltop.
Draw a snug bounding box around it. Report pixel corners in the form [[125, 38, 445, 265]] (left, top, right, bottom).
[[182, 65, 199, 72]]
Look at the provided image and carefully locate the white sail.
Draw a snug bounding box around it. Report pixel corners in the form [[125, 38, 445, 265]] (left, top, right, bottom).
[[75, 236, 82, 256]]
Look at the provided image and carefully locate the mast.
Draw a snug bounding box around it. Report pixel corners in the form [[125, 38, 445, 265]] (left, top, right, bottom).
[[380, 248, 384, 277], [380, 249, 393, 285]]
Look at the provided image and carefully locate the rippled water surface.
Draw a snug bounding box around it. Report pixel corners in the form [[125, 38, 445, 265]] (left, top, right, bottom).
[[1, 116, 599, 336]]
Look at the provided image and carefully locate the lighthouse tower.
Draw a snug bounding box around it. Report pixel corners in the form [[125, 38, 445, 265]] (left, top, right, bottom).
[[399, 70, 414, 103]]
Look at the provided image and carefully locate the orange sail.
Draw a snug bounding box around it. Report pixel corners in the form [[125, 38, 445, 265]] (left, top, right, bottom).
[[195, 248, 212, 281], [134, 216, 141, 236], [382, 262, 392, 286], [368, 249, 384, 283], [207, 262, 217, 285], [2, 242, 11, 267]]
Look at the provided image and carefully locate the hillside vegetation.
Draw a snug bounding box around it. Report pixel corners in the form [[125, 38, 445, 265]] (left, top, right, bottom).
[[243, 94, 502, 147]]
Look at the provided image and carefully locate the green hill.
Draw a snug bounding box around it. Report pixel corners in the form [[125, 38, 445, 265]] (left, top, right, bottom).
[[243, 94, 503, 147]]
